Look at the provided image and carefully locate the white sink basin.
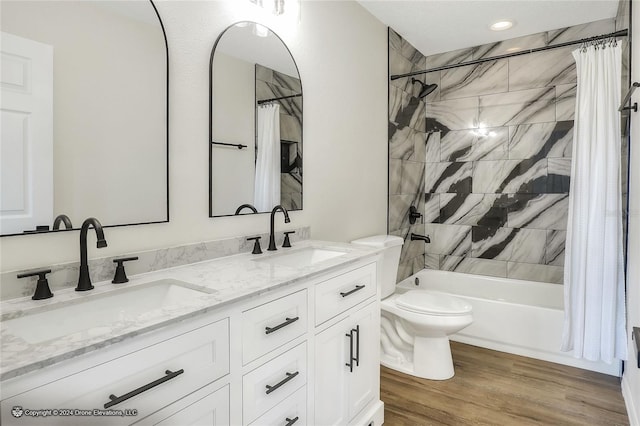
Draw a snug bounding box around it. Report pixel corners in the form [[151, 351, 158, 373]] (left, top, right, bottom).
[[254, 247, 347, 268], [3, 279, 210, 344]]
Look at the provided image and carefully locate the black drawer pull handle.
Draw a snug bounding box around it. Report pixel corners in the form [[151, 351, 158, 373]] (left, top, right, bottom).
[[104, 369, 184, 409], [345, 330, 354, 372], [354, 325, 360, 367], [265, 316, 300, 335], [265, 371, 299, 395], [285, 416, 299, 426], [340, 285, 365, 298]]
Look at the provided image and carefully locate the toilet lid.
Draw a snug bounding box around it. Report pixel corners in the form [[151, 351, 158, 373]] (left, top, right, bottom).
[[396, 290, 472, 315]]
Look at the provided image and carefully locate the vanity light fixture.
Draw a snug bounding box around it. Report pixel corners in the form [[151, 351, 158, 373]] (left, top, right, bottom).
[[490, 20, 514, 31], [248, 0, 300, 21], [253, 23, 269, 37]]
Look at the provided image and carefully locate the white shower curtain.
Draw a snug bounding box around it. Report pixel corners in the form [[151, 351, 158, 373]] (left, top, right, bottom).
[[561, 42, 627, 363], [254, 104, 281, 211]]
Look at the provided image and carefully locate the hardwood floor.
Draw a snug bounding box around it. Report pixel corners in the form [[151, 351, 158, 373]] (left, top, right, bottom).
[[380, 342, 629, 426]]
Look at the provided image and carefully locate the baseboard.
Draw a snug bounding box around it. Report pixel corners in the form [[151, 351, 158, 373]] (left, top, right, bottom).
[[622, 375, 640, 426]]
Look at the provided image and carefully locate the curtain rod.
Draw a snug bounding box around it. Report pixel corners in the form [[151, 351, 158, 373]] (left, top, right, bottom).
[[257, 93, 302, 105], [390, 29, 628, 80]]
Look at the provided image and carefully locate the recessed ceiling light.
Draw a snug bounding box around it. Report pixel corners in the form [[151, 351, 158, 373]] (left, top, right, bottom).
[[490, 20, 514, 31]]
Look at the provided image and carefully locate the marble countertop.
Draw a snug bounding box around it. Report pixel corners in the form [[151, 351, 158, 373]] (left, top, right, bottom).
[[0, 240, 381, 381]]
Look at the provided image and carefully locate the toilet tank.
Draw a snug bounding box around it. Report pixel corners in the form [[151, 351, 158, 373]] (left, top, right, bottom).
[[351, 235, 404, 298]]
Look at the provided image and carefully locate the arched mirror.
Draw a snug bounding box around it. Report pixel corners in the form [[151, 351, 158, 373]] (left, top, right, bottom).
[[209, 22, 302, 217], [0, 0, 168, 236]]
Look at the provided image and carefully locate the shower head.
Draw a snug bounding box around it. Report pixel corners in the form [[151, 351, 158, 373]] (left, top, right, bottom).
[[411, 78, 438, 99]]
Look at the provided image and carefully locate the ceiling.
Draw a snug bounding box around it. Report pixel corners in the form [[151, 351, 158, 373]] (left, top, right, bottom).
[[356, 0, 620, 56]]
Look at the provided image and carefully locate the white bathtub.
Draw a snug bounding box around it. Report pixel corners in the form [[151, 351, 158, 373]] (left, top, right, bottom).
[[396, 269, 621, 376]]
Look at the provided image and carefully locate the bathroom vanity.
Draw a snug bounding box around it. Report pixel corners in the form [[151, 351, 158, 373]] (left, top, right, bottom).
[[0, 241, 383, 426]]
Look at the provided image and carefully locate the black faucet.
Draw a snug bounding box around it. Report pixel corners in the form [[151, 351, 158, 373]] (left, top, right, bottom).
[[76, 218, 108, 291], [53, 214, 73, 230], [268, 205, 290, 251], [411, 233, 430, 243], [235, 204, 258, 215]]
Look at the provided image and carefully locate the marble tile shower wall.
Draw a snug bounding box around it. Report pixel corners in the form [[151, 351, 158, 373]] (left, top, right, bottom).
[[389, 17, 628, 284], [256, 65, 303, 211], [388, 28, 429, 281]]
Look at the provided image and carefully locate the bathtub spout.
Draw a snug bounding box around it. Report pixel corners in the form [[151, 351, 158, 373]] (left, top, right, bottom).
[[410, 233, 430, 243]]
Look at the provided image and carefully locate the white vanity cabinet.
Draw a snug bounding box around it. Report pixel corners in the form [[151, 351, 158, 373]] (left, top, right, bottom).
[[1, 254, 382, 426], [314, 301, 379, 425], [0, 316, 231, 426]]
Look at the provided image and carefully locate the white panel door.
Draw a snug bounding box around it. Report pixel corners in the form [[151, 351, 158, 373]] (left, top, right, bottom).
[[0, 31, 53, 234]]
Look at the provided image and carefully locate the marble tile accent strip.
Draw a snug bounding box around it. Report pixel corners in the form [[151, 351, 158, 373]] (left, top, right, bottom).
[[556, 84, 576, 121], [473, 33, 547, 59], [440, 255, 507, 278], [547, 19, 615, 45], [1, 227, 311, 301], [509, 121, 573, 160], [389, 159, 402, 195], [425, 253, 439, 270], [441, 128, 508, 162], [507, 194, 569, 230], [425, 47, 475, 70], [508, 47, 576, 92], [547, 158, 571, 193], [440, 60, 509, 101], [400, 161, 426, 196], [424, 193, 440, 223], [424, 223, 472, 257], [546, 230, 566, 266], [425, 132, 441, 163], [426, 97, 479, 132], [425, 162, 473, 194], [507, 261, 564, 284], [471, 226, 547, 264], [440, 194, 505, 227], [472, 159, 547, 194], [478, 87, 556, 128]]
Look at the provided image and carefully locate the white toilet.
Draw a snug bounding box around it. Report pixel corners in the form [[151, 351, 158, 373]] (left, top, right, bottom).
[[351, 235, 473, 380]]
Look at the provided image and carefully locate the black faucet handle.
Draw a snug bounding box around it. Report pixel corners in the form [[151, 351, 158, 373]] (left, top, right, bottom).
[[112, 256, 139, 284], [247, 237, 263, 254], [17, 268, 54, 300], [282, 231, 295, 248]]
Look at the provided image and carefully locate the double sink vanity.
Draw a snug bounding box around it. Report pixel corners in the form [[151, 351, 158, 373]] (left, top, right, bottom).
[[0, 240, 384, 426]]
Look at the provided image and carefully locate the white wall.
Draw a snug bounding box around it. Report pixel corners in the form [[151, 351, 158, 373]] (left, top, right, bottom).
[[0, 1, 388, 272], [623, 3, 640, 424]]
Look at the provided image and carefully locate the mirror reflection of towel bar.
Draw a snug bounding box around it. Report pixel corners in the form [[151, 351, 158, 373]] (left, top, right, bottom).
[[211, 141, 247, 149]]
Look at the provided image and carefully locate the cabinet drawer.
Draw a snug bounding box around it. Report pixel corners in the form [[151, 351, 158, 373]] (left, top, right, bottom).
[[1, 319, 229, 426], [242, 289, 307, 365], [249, 385, 306, 426], [151, 384, 229, 426], [315, 263, 376, 325], [243, 342, 307, 425]]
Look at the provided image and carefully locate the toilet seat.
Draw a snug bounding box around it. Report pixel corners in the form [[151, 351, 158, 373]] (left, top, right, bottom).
[[396, 290, 472, 316]]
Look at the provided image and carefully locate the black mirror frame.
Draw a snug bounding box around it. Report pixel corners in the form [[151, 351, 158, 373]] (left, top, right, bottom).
[[208, 21, 303, 218]]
